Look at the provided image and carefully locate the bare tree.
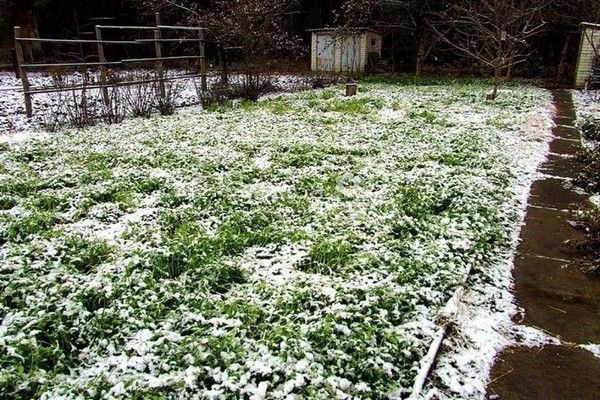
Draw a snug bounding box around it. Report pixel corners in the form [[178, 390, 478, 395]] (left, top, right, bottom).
[[339, 0, 448, 76], [430, 0, 549, 99], [142, 0, 302, 98]]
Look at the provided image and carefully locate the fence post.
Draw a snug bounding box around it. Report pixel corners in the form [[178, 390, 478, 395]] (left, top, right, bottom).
[[14, 27, 33, 118], [154, 12, 166, 100], [199, 29, 207, 92], [95, 26, 110, 105]]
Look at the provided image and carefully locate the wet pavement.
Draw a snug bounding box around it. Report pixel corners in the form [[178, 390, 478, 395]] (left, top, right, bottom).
[[487, 91, 600, 400]]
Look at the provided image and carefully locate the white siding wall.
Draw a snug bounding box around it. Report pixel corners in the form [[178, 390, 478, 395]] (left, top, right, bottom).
[[576, 27, 600, 88], [360, 34, 368, 72], [333, 37, 342, 71], [365, 32, 382, 55], [311, 31, 382, 73], [311, 34, 318, 71]]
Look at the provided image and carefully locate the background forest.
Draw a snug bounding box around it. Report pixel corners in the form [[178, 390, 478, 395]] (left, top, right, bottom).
[[0, 0, 599, 83]]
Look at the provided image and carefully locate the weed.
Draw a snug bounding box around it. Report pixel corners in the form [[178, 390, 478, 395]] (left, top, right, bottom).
[[6, 213, 59, 242], [319, 98, 381, 114], [580, 117, 600, 141], [574, 148, 600, 192], [31, 194, 69, 212], [0, 195, 17, 210], [60, 235, 113, 273], [296, 239, 355, 274]]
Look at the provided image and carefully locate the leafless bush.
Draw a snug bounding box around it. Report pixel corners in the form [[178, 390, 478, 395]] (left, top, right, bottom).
[[101, 85, 127, 125], [41, 106, 66, 132], [155, 78, 184, 116], [1, 110, 18, 135], [61, 88, 101, 128], [309, 72, 342, 89], [229, 72, 276, 101], [124, 83, 155, 118], [121, 71, 156, 118], [195, 78, 231, 109], [43, 72, 101, 130]]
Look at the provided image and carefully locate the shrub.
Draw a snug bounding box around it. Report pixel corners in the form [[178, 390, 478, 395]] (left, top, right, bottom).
[[569, 205, 600, 275], [574, 147, 600, 192], [197, 79, 231, 109], [580, 117, 600, 141]]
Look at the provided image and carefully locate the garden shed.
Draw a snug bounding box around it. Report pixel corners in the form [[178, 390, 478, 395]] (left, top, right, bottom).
[[575, 22, 600, 88], [310, 28, 382, 73]]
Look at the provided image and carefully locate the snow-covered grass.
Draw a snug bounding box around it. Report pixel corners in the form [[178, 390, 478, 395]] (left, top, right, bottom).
[[0, 81, 552, 399], [0, 70, 311, 134], [573, 90, 600, 123]]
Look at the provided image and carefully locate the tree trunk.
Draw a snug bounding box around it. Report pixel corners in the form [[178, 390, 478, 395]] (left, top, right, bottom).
[[557, 33, 573, 83], [415, 39, 425, 77], [220, 45, 229, 84], [506, 55, 515, 80], [488, 67, 501, 100], [15, 1, 40, 60]]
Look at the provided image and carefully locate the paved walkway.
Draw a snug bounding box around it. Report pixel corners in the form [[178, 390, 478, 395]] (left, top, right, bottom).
[[487, 91, 600, 399]]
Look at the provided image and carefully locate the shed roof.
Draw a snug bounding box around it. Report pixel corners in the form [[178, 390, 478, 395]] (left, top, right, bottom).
[[581, 22, 600, 30], [307, 27, 380, 35]]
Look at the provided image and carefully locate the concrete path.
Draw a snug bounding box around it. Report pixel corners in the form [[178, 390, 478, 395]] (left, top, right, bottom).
[[487, 91, 600, 400]]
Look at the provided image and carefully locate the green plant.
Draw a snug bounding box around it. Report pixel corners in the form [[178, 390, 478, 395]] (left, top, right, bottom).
[[0, 195, 17, 210], [6, 213, 59, 242], [580, 117, 600, 141], [296, 239, 355, 274], [568, 205, 600, 275], [60, 235, 113, 273], [574, 148, 600, 192]]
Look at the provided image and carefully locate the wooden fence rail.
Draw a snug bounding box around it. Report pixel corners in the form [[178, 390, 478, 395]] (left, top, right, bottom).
[[13, 12, 207, 117]]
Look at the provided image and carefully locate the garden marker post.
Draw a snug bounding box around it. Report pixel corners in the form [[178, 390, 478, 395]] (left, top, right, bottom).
[[154, 12, 166, 100], [346, 82, 357, 96], [199, 28, 207, 92], [95, 26, 110, 105], [14, 26, 33, 118]]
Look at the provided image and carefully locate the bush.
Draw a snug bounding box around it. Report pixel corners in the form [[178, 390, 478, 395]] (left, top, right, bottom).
[[230, 73, 276, 101], [197, 79, 231, 109], [574, 147, 600, 192], [571, 117, 600, 275], [580, 116, 600, 141], [569, 205, 600, 275]]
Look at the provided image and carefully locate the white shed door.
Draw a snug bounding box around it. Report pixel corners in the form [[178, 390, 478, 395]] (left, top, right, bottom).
[[341, 36, 360, 72], [316, 35, 334, 71]]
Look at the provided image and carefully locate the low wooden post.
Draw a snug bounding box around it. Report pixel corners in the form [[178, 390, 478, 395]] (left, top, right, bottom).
[[199, 28, 207, 92], [346, 82, 357, 96], [95, 26, 110, 105], [14, 27, 33, 118], [154, 12, 166, 100]]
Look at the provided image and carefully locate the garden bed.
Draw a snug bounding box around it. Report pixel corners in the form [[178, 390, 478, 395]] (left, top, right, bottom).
[[0, 82, 553, 399]]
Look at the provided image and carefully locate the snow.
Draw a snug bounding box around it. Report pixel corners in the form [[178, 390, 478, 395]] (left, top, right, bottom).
[[0, 70, 312, 135], [580, 344, 600, 359], [0, 80, 560, 399], [425, 95, 556, 399]]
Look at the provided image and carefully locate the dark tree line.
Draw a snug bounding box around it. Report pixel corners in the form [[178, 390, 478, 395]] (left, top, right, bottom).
[[1, 0, 599, 84]]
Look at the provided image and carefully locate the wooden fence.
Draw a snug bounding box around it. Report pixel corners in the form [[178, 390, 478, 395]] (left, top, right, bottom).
[[13, 13, 207, 117]]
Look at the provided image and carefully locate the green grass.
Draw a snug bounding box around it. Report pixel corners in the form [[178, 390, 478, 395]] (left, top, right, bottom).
[[0, 81, 550, 399]]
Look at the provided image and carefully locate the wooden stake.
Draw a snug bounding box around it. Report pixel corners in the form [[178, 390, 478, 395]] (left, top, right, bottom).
[[154, 12, 166, 100], [95, 26, 109, 105], [345, 82, 357, 96], [14, 26, 33, 118]]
